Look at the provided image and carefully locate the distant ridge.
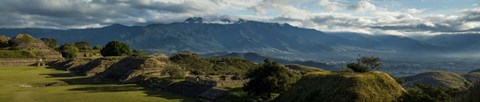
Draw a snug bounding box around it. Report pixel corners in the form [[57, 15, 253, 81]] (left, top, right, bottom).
[[0, 17, 470, 60]]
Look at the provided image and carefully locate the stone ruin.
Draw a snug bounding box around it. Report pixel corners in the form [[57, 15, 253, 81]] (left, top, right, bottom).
[[0, 34, 63, 66], [185, 75, 246, 87], [99, 56, 168, 83], [10, 34, 63, 61], [70, 57, 123, 76]]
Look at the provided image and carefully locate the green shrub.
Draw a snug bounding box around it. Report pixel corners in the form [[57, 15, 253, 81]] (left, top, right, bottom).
[[0, 50, 36, 58], [169, 52, 212, 75], [40, 37, 57, 49], [58, 43, 79, 59], [243, 60, 300, 100], [207, 57, 259, 75], [346, 63, 370, 73], [101, 41, 131, 56], [74, 41, 91, 51], [162, 63, 186, 78]]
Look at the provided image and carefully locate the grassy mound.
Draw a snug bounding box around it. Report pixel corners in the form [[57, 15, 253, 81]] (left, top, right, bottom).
[[402, 71, 471, 89], [100, 56, 168, 83], [5, 34, 63, 60], [276, 71, 404, 102]]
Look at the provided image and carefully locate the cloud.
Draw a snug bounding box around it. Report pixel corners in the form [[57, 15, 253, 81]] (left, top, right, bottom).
[[317, 0, 344, 12], [0, 0, 478, 36], [348, 0, 377, 11]]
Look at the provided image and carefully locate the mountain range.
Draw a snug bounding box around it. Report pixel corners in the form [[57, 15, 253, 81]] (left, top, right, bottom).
[[0, 17, 478, 61]]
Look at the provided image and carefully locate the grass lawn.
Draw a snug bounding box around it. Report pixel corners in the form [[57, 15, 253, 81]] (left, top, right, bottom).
[[0, 66, 194, 102]]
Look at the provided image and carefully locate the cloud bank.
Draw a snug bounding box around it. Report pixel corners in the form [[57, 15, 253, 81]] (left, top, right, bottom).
[[0, 0, 479, 36]]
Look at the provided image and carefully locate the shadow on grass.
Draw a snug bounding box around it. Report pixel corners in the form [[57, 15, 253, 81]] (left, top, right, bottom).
[[68, 84, 142, 92], [59, 77, 122, 85], [40, 73, 74, 78], [141, 84, 196, 102]]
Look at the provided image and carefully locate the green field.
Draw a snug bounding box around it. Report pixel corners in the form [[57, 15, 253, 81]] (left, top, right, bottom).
[[0, 66, 194, 102]]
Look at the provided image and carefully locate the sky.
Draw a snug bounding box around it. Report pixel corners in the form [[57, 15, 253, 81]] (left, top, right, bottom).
[[0, 0, 479, 36]]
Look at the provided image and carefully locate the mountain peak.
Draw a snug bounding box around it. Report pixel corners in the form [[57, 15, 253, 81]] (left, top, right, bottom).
[[184, 17, 204, 23]]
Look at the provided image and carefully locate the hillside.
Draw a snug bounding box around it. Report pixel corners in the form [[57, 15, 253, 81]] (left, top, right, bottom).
[[402, 71, 471, 89], [275, 71, 405, 102], [211, 52, 334, 70], [0, 17, 451, 60]]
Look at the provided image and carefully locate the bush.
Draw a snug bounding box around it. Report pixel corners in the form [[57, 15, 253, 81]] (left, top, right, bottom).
[[162, 63, 186, 78], [101, 41, 131, 56], [131, 50, 144, 56], [346, 63, 370, 73], [93, 45, 102, 50], [243, 60, 300, 100], [74, 41, 91, 51], [169, 52, 212, 75], [58, 43, 79, 59], [207, 57, 259, 75], [40, 37, 57, 49]]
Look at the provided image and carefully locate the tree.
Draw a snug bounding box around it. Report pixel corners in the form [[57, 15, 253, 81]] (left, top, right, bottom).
[[0, 35, 11, 48], [346, 56, 382, 73], [243, 60, 300, 100], [131, 49, 144, 56], [40, 37, 57, 49], [58, 43, 79, 59], [162, 63, 186, 78], [169, 52, 212, 75], [74, 41, 91, 51], [100, 41, 131, 56], [93, 45, 102, 50]]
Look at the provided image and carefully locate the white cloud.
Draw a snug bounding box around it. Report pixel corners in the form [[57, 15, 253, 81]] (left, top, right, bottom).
[[317, 0, 344, 12], [348, 0, 377, 11], [0, 0, 479, 36], [405, 8, 423, 14]]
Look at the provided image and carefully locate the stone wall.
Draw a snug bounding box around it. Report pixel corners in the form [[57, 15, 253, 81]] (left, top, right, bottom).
[[0, 58, 40, 66], [185, 76, 247, 87]]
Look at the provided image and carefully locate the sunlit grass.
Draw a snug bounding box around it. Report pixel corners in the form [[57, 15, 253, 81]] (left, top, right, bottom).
[[0, 66, 194, 102]]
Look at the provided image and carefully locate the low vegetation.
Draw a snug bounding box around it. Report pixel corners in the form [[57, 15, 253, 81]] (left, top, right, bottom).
[[58, 43, 79, 59], [101, 41, 131, 56], [397, 84, 459, 102], [0, 50, 36, 58], [243, 60, 301, 100]]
